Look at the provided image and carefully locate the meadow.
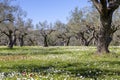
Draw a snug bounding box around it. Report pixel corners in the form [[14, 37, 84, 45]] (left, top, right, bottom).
[[0, 46, 120, 80]]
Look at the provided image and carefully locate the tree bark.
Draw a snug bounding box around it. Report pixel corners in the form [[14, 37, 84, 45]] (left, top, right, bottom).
[[8, 35, 16, 48], [8, 36, 13, 48], [97, 13, 113, 53], [91, 0, 120, 54], [44, 35, 48, 47], [66, 37, 70, 46], [19, 37, 24, 47]]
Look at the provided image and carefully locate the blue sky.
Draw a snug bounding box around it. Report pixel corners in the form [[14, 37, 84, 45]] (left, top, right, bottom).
[[16, 0, 90, 25]]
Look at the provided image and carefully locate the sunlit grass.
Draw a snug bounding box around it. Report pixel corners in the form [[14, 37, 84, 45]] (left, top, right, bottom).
[[0, 46, 120, 79]]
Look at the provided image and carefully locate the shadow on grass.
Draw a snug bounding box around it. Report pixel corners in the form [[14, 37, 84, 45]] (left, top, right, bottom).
[[0, 64, 52, 73], [70, 68, 120, 79], [0, 60, 120, 79], [64, 61, 120, 79], [0, 47, 73, 56]]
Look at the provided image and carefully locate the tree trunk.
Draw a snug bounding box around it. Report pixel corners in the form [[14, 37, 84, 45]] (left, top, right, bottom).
[[66, 37, 70, 46], [8, 38, 13, 48], [19, 36, 24, 47], [20, 38, 24, 47], [97, 13, 113, 53], [8, 35, 16, 48], [84, 41, 89, 46], [44, 35, 48, 47]]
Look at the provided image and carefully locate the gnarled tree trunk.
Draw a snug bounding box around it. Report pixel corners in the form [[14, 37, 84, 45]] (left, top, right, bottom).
[[91, 0, 120, 54], [44, 35, 48, 47], [66, 37, 70, 46], [97, 14, 113, 53], [8, 35, 16, 48], [19, 36, 24, 47]]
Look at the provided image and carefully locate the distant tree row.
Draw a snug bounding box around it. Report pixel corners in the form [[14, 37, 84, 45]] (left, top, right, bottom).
[[0, 0, 120, 49]]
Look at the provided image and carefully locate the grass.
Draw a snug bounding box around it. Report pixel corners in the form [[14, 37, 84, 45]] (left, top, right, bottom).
[[0, 46, 120, 80]]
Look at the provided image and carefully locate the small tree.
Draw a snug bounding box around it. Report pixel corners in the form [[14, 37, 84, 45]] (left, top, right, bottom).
[[75, 25, 95, 46], [67, 7, 97, 46], [0, 0, 26, 48], [54, 21, 73, 46], [36, 21, 54, 47], [57, 28, 72, 46], [16, 18, 33, 47], [0, 22, 18, 48]]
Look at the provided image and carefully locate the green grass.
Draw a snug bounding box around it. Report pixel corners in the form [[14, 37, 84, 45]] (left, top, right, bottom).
[[0, 46, 120, 80]]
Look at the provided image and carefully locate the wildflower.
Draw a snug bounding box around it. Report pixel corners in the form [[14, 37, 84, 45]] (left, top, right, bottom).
[[80, 76, 83, 78], [17, 78, 21, 80], [77, 73, 80, 76], [30, 77, 34, 80], [22, 77, 27, 80], [22, 72, 26, 76], [29, 73, 33, 77]]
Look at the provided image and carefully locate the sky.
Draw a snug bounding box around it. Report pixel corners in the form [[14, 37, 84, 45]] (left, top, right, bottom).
[[15, 0, 90, 25]]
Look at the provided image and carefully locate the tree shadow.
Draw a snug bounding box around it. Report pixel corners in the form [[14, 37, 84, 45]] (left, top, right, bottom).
[[0, 46, 73, 55], [1, 60, 120, 78]]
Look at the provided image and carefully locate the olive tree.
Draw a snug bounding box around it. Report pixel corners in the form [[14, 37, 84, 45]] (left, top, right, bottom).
[[91, 0, 120, 53], [67, 7, 97, 46], [0, 22, 18, 48], [36, 21, 54, 47], [0, 0, 17, 48], [0, 0, 27, 48], [15, 18, 33, 47], [54, 21, 73, 46]]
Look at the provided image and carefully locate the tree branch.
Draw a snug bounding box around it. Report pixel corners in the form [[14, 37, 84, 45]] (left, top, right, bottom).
[[2, 31, 9, 37], [108, 0, 120, 12], [0, 18, 13, 23], [100, 0, 107, 9], [91, 0, 102, 13]]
